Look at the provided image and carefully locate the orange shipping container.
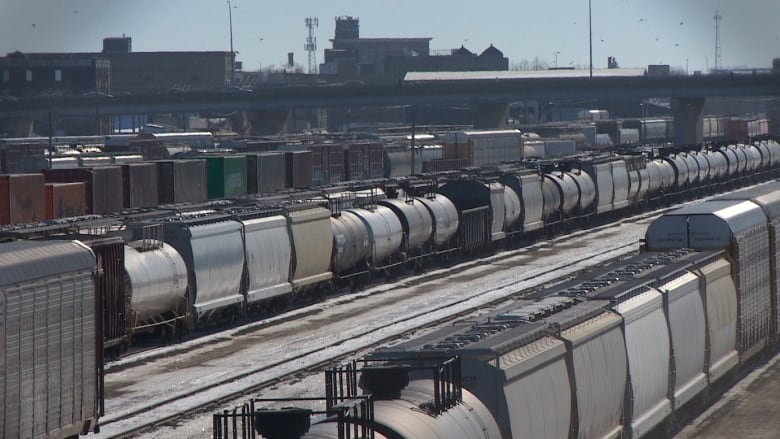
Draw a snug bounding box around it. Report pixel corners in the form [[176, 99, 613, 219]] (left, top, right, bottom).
[[0, 173, 46, 225], [45, 182, 87, 219]]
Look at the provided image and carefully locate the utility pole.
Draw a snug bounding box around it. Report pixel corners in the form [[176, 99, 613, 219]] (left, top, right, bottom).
[[304, 17, 319, 74], [227, 1, 235, 83], [588, 0, 593, 77], [714, 10, 722, 70]]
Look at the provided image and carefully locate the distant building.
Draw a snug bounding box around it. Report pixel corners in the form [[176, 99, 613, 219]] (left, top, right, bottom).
[[0, 37, 234, 96], [320, 16, 508, 81], [0, 51, 110, 96]]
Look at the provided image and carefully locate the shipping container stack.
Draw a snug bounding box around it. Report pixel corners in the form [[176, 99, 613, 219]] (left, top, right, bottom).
[[129, 138, 168, 160], [205, 156, 248, 199], [43, 166, 124, 214], [246, 152, 286, 194], [0, 174, 46, 225], [284, 150, 313, 189], [156, 160, 208, 204], [122, 162, 159, 208], [0, 143, 48, 174], [45, 182, 87, 219]]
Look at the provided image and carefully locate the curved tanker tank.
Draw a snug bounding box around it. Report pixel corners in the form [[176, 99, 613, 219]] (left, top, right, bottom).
[[567, 169, 596, 213], [718, 146, 740, 178], [543, 171, 580, 216], [729, 145, 749, 174], [346, 205, 404, 268], [663, 154, 690, 192], [502, 183, 522, 232], [415, 194, 459, 249], [690, 152, 711, 184], [741, 144, 762, 173], [705, 149, 729, 181], [124, 241, 188, 330], [378, 198, 434, 255], [330, 210, 370, 274]]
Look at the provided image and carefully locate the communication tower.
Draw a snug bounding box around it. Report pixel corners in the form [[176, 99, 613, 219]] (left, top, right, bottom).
[[714, 10, 722, 70], [304, 17, 319, 74]]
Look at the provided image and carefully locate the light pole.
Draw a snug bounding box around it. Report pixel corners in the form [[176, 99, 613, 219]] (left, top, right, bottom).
[[553, 51, 561, 68], [588, 0, 593, 77], [226, 0, 235, 84]]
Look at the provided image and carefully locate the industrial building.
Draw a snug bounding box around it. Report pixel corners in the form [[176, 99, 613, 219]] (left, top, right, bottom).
[[320, 16, 508, 80]]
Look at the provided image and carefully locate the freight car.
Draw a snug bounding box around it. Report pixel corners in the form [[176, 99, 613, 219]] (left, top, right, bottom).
[[104, 139, 780, 334], [214, 181, 780, 438], [0, 240, 103, 439], [4, 141, 780, 346]]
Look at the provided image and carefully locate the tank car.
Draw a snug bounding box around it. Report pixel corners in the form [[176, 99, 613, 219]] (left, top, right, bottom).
[[124, 240, 189, 336]]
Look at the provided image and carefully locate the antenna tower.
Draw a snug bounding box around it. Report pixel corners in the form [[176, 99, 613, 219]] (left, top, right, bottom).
[[714, 10, 722, 70], [304, 17, 319, 74]]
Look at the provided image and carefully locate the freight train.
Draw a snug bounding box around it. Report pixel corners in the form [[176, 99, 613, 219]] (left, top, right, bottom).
[[1, 140, 779, 349], [3, 140, 780, 438], [212, 180, 780, 439]]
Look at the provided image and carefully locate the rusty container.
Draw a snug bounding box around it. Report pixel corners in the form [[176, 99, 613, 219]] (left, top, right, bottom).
[[45, 182, 87, 219], [0, 173, 46, 225]]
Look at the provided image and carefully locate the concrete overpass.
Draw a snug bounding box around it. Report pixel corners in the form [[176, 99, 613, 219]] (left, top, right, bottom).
[[2, 69, 779, 142]]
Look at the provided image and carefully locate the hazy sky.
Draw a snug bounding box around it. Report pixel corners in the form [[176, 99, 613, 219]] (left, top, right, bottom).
[[1, 0, 777, 73]]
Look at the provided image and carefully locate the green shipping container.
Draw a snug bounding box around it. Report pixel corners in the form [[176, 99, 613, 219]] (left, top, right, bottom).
[[206, 156, 248, 199]]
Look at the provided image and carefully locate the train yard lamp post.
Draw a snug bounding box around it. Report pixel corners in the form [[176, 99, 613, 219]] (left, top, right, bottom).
[[588, 0, 593, 77], [227, 0, 235, 84]]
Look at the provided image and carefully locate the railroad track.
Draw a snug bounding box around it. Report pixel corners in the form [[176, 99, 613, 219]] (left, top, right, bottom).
[[98, 213, 655, 438]]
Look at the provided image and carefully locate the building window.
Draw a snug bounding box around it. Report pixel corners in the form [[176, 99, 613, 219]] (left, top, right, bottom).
[[25, 70, 32, 82], [2, 70, 8, 82], [55, 69, 62, 81]]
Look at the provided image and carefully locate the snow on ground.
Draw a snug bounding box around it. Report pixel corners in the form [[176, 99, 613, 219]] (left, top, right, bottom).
[[93, 217, 654, 438]]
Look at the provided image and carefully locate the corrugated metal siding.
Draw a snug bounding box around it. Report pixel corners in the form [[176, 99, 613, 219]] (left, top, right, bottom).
[[561, 311, 626, 439], [0, 174, 46, 225], [206, 156, 248, 199], [157, 160, 207, 204], [489, 183, 506, 241], [122, 162, 159, 208], [45, 182, 86, 219], [612, 161, 630, 210], [659, 272, 708, 408], [1, 240, 98, 439], [613, 289, 672, 438], [500, 336, 570, 439], [189, 221, 245, 316], [520, 174, 544, 231], [288, 207, 333, 289], [242, 216, 293, 303], [730, 222, 772, 360], [695, 259, 739, 381], [595, 163, 615, 214]]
